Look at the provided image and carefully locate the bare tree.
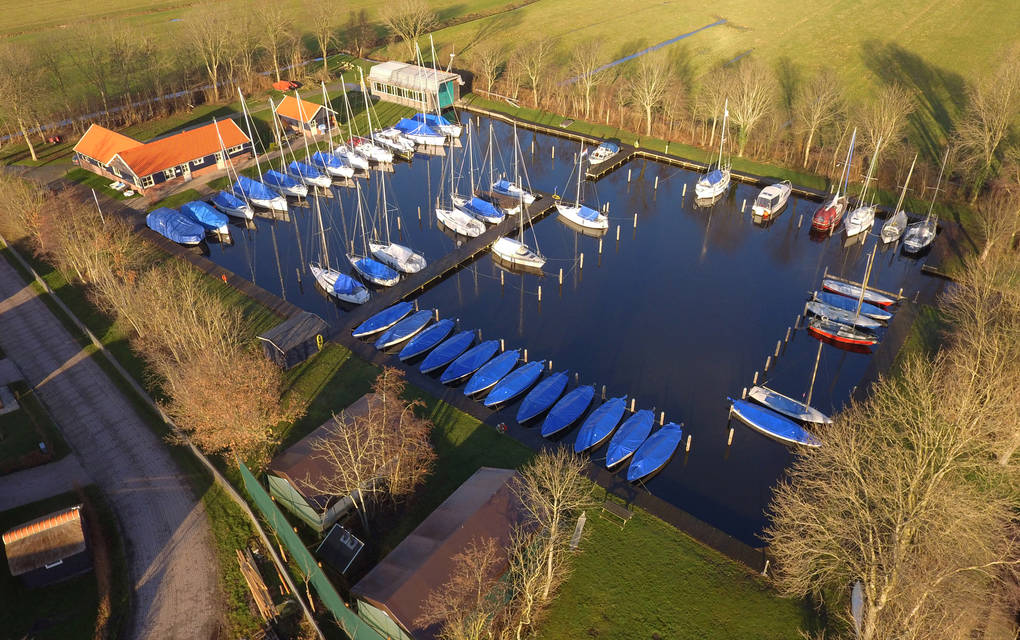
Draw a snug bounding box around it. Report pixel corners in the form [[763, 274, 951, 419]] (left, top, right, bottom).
[[511, 447, 593, 601], [70, 26, 115, 121], [306, 0, 342, 80], [503, 525, 549, 640], [515, 38, 556, 108], [381, 0, 438, 60], [255, 0, 292, 82], [190, 10, 232, 101], [417, 537, 505, 640], [345, 9, 378, 59], [855, 83, 915, 155], [766, 355, 1020, 640], [0, 45, 44, 160], [470, 42, 505, 96], [569, 40, 606, 119], [627, 53, 672, 136], [954, 45, 1020, 202], [793, 67, 844, 167], [726, 58, 777, 156]]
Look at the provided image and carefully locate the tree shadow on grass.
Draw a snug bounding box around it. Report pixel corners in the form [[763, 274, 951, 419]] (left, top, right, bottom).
[[860, 40, 968, 163]]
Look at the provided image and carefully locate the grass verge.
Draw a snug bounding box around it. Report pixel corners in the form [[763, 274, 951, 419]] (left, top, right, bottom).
[[149, 188, 203, 212], [0, 380, 70, 474]]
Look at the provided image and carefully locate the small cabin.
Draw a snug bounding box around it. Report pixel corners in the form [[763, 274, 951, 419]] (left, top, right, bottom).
[[368, 61, 463, 111], [274, 94, 335, 136], [257, 312, 329, 370], [3, 505, 91, 588]]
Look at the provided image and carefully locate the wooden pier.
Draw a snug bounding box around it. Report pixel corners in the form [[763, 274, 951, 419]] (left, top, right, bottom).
[[338, 192, 561, 332]]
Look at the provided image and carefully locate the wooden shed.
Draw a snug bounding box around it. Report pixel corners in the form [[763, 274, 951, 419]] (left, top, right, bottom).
[[2, 505, 91, 588], [257, 312, 329, 370]]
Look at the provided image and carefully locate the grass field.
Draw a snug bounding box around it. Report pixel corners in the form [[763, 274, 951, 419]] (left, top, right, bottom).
[[0, 381, 70, 474]]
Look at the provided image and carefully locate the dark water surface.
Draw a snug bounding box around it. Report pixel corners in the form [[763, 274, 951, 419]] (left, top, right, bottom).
[[203, 116, 937, 544]]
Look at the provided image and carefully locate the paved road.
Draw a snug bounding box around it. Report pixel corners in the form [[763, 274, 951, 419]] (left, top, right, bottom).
[[0, 261, 223, 639]]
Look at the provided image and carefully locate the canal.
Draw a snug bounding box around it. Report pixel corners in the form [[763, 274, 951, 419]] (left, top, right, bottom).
[[202, 115, 939, 544]]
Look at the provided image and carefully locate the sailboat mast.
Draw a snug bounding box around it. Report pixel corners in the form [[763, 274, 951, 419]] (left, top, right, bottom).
[[855, 244, 877, 319], [238, 88, 264, 180], [861, 137, 881, 205], [342, 83, 357, 141], [381, 174, 391, 244], [513, 122, 520, 187], [805, 340, 823, 406], [467, 124, 475, 191], [315, 195, 330, 269], [893, 155, 917, 214], [488, 123, 494, 189], [718, 98, 728, 168], [575, 142, 583, 205], [358, 68, 377, 145], [926, 147, 950, 222], [321, 82, 333, 145], [268, 97, 286, 172], [356, 182, 369, 256], [838, 129, 857, 199]]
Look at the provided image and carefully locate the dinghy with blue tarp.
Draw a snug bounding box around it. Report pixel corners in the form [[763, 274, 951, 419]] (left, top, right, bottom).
[[212, 190, 253, 220], [420, 330, 475, 374], [541, 386, 595, 438], [805, 301, 882, 329], [287, 160, 331, 188], [821, 278, 896, 308], [233, 176, 287, 211], [311, 151, 354, 178], [399, 319, 455, 361], [464, 350, 520, 396], [813, 291, 892, 321], [491, 178, 536, 204], [573, 396, 628, 453], [440, 340, 500, 384], [263, 169, 308, 197], [393, 118, 445, 146], [351, 256, 400, 287], [626, 423, 684, 482], [146, 207, 205, 245], [516, 372, 569, 423], [351, 301, 414, 338], [728, 397, 822, 448], [180, 200, 229, 234], [374, 310, 433, 350], [455, 196, 505, 224], [332, 271, 368, 303], [485, 361, 545, 408], [748, 386, 831, 425], [605, 410, 654, 468]]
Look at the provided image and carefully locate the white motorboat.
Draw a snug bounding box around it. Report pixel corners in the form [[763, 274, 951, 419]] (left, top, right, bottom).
[[588, 141, 620, 165], [751, 181, 791, 220]]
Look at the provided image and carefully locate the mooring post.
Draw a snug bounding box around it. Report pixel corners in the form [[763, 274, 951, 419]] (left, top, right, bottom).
[[685, 434, 692, 452], [579, 253, 584, 269], [898, 287, 903, 298], [433, 309, 439, 321], [794, 314, 801, 329], [523, 348, 528, 362], [775, 340, 782, 358], [727, 426, 734, 446], [785, 327, 792, 343], [477, 328, 482, 341], [397, 217, 401, 231], [741, 199, 747, 213], [682, 183, 687, 197], [601, 385, 606, 399], [765, 355, 772, 371], [630, 397, 636, 412], [537, 285, 542, 301], [659, 411, 665, 426], [752, 371, 758, 384], [598, 238, 603, 254], [558, 268, 563, 286], [531, 139, 535, 154], [548, 360, 553, 370], [551, 146, 555, 159], [616, 225, 621, 241], [742, 386, 748, 399], [633, 213, 638, 228], [762, 559, 770, 576], [500, 338, 505, 351], [500, 270, 504, 287], [797, 214, 803, 228], [575, 372, 579, 383], [654, 176, 659, 189], [627, 168, 632, 182], [414, 299, 419, 312], [417, 205, 421, 221]]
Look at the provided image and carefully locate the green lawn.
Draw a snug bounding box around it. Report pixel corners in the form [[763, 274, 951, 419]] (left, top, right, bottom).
[[149, 188, 203, 212], [0, 381, 70, 474], [0, 487, 127, 640], [64, 168, 140, 201], [537, 500, 817, 639]]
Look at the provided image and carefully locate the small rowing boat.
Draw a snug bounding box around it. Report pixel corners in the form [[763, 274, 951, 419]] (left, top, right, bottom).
[[464, 349, 520, 396], [484, 361, 545, 408], [605, 410, 654, 468], [626, 423, 684, 482], [440, 340, 500, 384], [516, 372, 569, 423], [351, 301, 414, 338], [573, 397, 627, 453], [420, 330, 475, 374], [399, 319, 455, 361], [728, 398, 822, 447], [541, 386, 595, 438]]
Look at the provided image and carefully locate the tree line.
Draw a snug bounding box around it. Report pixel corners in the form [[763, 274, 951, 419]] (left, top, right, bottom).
[[0, 175, 299, 468], [465, 38, 1020, 203], [765, 187, 1020, 638]]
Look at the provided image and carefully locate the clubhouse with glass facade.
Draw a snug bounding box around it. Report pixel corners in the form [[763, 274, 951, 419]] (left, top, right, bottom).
[[367, 61, 463, 111]]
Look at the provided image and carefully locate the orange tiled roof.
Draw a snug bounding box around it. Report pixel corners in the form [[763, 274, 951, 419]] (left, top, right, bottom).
[[116, 119, 250, 178], [2, 506, 82, 544], [275, 94, 327, 123], [72, 124, 141, 164]]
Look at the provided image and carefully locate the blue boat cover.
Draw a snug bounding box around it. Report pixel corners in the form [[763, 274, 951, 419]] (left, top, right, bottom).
[[517, 372, 569, 422], [213, 190, 248, 212], [352, 301, 413, 337], [180, 200, 228, 231], [729, 398, 823, 447], [375, 310, 433, 350], [288, 160, 324, 180], [440, 340, 500, 384], [598, 142, 620, 154], [485, 361, 544, 407], [704, 169, 725, 185], [492, 179, 516, 196], [573, 204, 601, 222], [233, 176, 279, 202], [334, 272, 365, 297], [464, 349, 520, 396], [626, 423, 684, 482], [464, 197, 504, 221], [399, 319, 455, 361], [420, 330, 475, 373], [146, 207, 205, 245], [354, 257, 399, 282], [414, 113, 452, 128], [573, 396, 628, 453], [394, 118, 441, 137], [605, 410, 654, 468], [816, 291, 892, 321], [263, 170, 301, 190], [541, 385, 595, 438], [311, 151, 345, 170]]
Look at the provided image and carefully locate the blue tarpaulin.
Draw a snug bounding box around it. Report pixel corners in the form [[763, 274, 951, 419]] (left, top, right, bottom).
[[288, 160, 324, 180], [213, 190, 247, 213], [394, 118, 441, 138], [264, 169, 301, 190], [146, 207, 205, 245], [180, 200, 228, 231], [233, 176, 279, 202]]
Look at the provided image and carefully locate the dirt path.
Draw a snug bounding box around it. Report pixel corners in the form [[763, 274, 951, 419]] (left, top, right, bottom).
[[0, 263, 223, 639]]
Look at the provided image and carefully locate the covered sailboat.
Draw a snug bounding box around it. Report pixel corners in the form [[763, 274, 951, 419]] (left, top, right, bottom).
[[903, 149, 946, 255], [492, 178, 536, 204], [812, 129, 856, 234], [484, 361, 545, 408], [747, 386, 831, 425], [805, 300, 882, 329], [212, 190, 253, 220], [440, 340, 500, 384], [516, 371, 569, 423], [464, 349, 520, 396], [822, 278, 896, 307], [844, 138, 882, 238], [375, 310, 434, 350], [233, 176, 286, 211], [180, 200, 229, 235], [288, 160, 331, 188], [399, 319, 455, 361], [352, 301, 413, 338], [349, 183, 400, 287], [880, 154, 916, 244], [695, 99, 731, 199], [311, 263, 369, 304], [807, 316, 878, 347], [420, 330, 475, 374], [573, 396, 628, 453], [263, 169, 308, 198], [394, 118, 446, 146], [812, 291, 892, 321], [146, 207, 205, 245], [311, 150, 355, 178], [556, 145, 608, 230], [414, 112, 462, 138], [541, 385, 595, 438], [605, 410, 654, 469], [369, 175, 427, 273]]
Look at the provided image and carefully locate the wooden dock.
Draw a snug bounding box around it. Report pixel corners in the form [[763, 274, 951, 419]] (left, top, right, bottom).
[[338, 192, 560, 332]]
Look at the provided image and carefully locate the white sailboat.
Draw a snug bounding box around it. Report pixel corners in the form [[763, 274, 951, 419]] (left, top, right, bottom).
[[844, 137, 882, 238], [902, 148, 946, 254], [233, 89, 288, 212], [336, 78, 391, 165], [287, 92, 333, 188], [332, 83, 370, 170], [368, 174, 426, 273], [880, 154, 916, 244], [452, 123, 505, 224], [436, 131, 485, 237], [309, 195, 369, 304], [556, 144, 608, 230], [348, 183, 400, 286], [423, 37, 464, 138], [695, 99, 731, 199], [492, 191, 544, 270], [310, 82, 355, 179]]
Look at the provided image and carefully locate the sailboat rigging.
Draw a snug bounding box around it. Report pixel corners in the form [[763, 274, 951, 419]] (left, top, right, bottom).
[[695, 98, 732, 200]]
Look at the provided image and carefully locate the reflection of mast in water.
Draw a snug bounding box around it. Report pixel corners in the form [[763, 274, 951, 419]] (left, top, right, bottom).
[[239, 222, 257, 284], [291, 198, 306, 272], [269, 220, 286, 299], [699, 206, 714, 263], [518, 271, 525, 336]]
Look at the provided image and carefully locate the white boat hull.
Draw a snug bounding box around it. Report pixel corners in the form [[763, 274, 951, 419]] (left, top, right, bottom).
[[334, 146, 370, 170], [292, 173, 331, 189], [492, 237, 545, 270], [436, 207, 485, 237], [214, 202, 254, 220], [352, 141, 393, 163], [408, 132, 447, 146], [438, 124, 463, 138], [902, 221, 936, 253], [751, 182, 791, 219], [310, 264, 369, 304], [844, 205, 876, 237], [251, 196, 288, 212], [493, 181, 536, 204], [695, 171, 731, 199], [369, 242, 427, 274], [349, 255, 399, 287], [556, 203, 608, 230], [277, 183, 309, 198]]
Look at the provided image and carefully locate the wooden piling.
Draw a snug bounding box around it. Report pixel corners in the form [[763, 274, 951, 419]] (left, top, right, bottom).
[[616, 225, 620, 241], [558, 268, 563, 285], [537, 285, 542, 301], [633, 213, 638, 228], [630, 398, 636, 412], [742, 386, 748, 399], [396, 217, 401, 231], [727, 427, 734, 446], [627, 168, 632, 182], [548, 360, 553, 370], [785, 327, 792, 342], [598, 239, 603, 254], [654, 176, 659, 189], [477, 328, 482, 341], [601, 385, 606, 399], [765, 355, 772, 371], [794, 314, 801, 329], [797, 214, 803, 228], [500, 270, 504, 287], [433, 309, 439, 321], [579, 253, 584, 269], [575, 372, 580, 383], [752, 371, 758, 384], [500, 338, 505, 351], [682, 183, 687, 196], [659, 411, 665, 425], [523, 349, 528, 362], [685, 434, 692, 452], [741, 199, 746, 212], [414, 299, 419, 312], [775, 340, 782, 357], [551, 146, 555, 159], [417, 205, 421, 220]]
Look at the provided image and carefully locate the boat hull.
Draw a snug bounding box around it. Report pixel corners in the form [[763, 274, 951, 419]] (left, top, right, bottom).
[[484, 361, 545, 407], [492, 237, 545, 270], [516, 372, 569, 423], [694, 170, 730, 199], [811, 197, 848, 234], [729, 398, 822, 447], [399, 319, 455, 361], [747, 386, 831, 424], [626, 423, 684, 482], [605, 410, 654, 468], [420, 331, 475, 374], [352, 301, 414, 338], [436, 208, 485, 237], [374, 310, 433, 349], [556, 203, 608, 230], [541, 386, 595, 438], [844, 205, 876, 237]]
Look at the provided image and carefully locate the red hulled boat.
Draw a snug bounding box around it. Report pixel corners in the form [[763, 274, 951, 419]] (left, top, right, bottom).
[[811, 195, 849, 234], [807, 316, 878, 347]]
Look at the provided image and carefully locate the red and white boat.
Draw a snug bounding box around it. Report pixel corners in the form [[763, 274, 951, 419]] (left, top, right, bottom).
[[807, 316, 878, 347], [821, 278, 896, 308], [812, 128, 856, 235]]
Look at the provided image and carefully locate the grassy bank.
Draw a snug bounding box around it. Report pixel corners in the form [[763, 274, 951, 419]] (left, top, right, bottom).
[[536, 499, 817, 639], [0, 381, 70, 474], [0, 486, 129, 640]]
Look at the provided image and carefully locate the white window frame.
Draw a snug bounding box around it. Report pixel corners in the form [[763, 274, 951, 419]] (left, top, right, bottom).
[[141, 175, 155, 188], [163, 168, 176, 179]]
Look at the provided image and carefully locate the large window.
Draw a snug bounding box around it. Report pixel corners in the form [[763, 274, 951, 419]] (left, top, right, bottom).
[[163, 168, 176, 179], [141, 175, 155, 188]]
